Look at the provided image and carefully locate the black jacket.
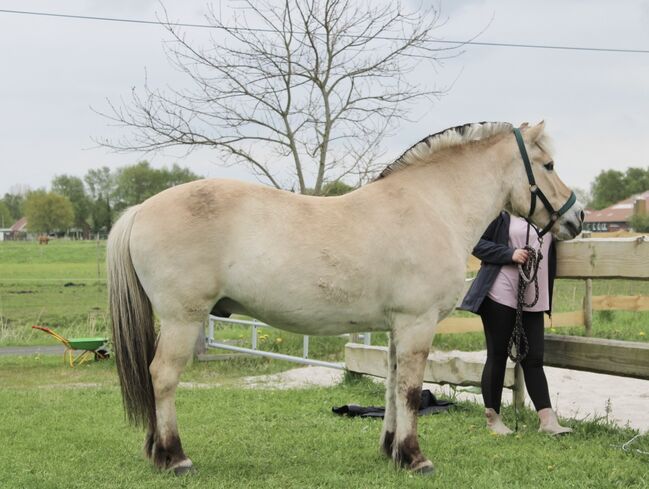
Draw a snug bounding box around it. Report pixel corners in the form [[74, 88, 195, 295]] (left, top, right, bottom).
[[459, 212, 556, 315]]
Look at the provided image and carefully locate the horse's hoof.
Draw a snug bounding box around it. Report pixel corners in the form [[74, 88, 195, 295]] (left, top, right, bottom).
[[411, 460, 435, 476], [171, 459, 194, 476], [174, 465, 193, 476]]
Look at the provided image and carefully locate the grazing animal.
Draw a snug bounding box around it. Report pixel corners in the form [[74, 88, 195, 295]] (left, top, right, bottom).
[[107, 121, 583, 475]]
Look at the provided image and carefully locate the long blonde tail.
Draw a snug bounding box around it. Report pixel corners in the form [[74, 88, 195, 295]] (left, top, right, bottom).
[[107, 206, 156, 432]]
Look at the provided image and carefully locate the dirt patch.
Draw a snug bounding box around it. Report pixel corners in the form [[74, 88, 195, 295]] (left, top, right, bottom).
[[241, 366, 344, 390], [178, 382, 221, 389]]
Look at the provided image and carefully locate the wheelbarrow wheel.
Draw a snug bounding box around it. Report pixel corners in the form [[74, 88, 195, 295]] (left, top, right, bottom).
[[95, 349, 110, 360]]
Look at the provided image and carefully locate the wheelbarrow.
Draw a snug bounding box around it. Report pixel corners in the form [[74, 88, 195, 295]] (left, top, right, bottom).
[[32, 325, 110, 367]]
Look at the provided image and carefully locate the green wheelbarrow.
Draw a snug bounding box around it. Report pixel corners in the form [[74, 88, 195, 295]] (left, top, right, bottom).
[[32, 325, 110, 367]]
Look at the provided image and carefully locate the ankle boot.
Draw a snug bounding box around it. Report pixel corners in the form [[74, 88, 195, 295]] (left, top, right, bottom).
[[538, 408, 572, 435], [485, 408, 513, 435]]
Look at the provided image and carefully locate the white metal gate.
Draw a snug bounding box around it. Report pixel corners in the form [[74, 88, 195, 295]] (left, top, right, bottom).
[[206, 315, 372, 370]]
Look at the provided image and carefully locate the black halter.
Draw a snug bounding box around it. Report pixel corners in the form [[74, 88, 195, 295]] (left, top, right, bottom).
[[513, 128, 576, 237]]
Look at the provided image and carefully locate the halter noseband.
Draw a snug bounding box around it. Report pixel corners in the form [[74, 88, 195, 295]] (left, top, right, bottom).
[[513, 128, 576, 237]]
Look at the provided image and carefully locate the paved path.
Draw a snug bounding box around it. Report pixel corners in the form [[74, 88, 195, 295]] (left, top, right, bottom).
[[431, 362, 649, 433], [0, 345, 64, 356]]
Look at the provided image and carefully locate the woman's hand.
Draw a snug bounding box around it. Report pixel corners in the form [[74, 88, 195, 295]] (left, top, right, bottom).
[[512, 248, 529, 264]]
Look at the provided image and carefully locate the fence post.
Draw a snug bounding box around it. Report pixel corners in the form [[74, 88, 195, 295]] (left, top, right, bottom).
[[583, 278, 593, 336], [303, 335, 309, 359]]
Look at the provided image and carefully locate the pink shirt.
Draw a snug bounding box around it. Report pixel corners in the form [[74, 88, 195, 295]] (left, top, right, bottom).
[[487, 216, 552, 312]]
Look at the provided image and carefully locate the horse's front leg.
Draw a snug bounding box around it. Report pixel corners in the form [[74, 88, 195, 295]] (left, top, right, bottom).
[[380, 332, 397, 457], [146, 319, 202, 475], [391, 313, 437, 474]]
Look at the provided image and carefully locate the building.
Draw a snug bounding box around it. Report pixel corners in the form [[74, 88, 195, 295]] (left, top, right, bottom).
[[6, 217, 28, 240], [584, 190, 649, 232]]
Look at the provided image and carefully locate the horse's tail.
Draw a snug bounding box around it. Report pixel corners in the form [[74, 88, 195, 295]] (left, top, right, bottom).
[[107, 205, 157, 432]]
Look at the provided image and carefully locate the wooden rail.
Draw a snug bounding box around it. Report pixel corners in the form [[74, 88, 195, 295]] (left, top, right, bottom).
[[544, 334, 649, 380], [556, 236, 649, 279], [345, 343, 524, 409], [436, 311, 584, 335], [592, 295, 649, 311]]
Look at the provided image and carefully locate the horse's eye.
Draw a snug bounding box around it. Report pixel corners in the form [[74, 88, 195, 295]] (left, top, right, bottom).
[[543, 161, 554, 171]]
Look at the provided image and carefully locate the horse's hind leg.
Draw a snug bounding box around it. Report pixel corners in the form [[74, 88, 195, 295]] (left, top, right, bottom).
[[146, 318, 203, 475], [391, 312, 437, 474], [380, 333, 397, 457]]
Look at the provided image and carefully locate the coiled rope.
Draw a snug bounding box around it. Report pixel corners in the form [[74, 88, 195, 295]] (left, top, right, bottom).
[[508, 222, 544, 430], [507, 242, 543, 363]]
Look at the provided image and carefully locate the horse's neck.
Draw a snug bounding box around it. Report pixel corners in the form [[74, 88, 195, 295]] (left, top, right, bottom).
[[399, 141, 515, 258]]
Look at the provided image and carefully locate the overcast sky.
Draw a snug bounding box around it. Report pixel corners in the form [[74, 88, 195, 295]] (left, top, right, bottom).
[[1, 0, 648, 197]]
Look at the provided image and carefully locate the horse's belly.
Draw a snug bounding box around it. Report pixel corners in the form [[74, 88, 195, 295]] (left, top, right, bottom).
[[215, 291, 387, 336], [262, 315, 386, 336], [255, 306, 387, 336]]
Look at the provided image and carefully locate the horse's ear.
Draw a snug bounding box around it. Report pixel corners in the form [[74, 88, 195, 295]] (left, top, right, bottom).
[[523, 120, 545, 142], [519, 122, 530, 129]]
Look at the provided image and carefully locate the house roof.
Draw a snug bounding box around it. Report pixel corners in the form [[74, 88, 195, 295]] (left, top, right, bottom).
[[585, 190, 649, 223], [10, 217, 27, 232]]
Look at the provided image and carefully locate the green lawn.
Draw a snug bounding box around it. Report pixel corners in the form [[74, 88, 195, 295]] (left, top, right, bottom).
[[0, 240, 107, 345], [0, 356, 647, 489]]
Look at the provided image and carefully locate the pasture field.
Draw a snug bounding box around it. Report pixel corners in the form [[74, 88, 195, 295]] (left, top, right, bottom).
[[0, 240, 107, 345], [1, 240, 648, 355], [1, 356, 648, 489]]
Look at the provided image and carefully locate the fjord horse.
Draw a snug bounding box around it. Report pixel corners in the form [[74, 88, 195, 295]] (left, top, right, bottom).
[[108, 122, 583, 475]]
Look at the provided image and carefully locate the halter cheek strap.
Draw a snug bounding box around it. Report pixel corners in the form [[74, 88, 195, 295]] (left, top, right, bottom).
[[512, 128, 577, 237]]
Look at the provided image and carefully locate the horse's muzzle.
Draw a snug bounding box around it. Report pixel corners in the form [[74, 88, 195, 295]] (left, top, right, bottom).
[[558, 206, 585, 240]]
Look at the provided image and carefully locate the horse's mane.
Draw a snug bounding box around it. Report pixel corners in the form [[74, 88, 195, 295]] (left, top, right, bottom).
[[376, 121, 514, 180]]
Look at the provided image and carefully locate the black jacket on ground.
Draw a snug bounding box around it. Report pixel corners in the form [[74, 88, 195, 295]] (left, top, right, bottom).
[[459, 212, 556, 315]]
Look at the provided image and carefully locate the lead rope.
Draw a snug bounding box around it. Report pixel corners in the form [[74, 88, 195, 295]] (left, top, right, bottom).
[[508, 221, 544, 430]]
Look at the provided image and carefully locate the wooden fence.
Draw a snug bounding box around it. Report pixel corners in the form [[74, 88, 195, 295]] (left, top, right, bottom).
[[439, 236, 649, 335]]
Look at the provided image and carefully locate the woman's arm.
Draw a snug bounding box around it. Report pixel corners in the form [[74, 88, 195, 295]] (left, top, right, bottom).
[[473, 239, 516, 265], [472, 215, 517, 265]]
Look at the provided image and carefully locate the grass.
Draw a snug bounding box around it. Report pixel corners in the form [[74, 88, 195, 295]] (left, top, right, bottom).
[[1, 240, 648, 354], [0, 240, 107, 345], [1, 356, 648, 489]]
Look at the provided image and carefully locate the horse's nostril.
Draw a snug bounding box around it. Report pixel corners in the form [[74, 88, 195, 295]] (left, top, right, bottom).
[[580, 210, 585, 222]]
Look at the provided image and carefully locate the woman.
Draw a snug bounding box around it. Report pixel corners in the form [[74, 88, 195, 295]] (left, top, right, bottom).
[[460, 211, 572, 435]]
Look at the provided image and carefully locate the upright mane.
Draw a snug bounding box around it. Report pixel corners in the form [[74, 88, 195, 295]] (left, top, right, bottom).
[[376, 121, 514, 180]]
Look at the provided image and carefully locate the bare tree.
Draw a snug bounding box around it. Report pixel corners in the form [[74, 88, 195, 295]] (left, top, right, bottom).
[[99, 0, 459, 194]]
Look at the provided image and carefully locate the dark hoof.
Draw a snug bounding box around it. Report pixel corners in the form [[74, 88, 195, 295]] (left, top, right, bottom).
[[149, 434, 188, 471], [411, 460, 435, 476], [173, 465, 193, 476], [172, 460, 194, 476]]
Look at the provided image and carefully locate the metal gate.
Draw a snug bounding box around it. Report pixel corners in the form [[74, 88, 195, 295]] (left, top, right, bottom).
[[206, 315, 371, 370]]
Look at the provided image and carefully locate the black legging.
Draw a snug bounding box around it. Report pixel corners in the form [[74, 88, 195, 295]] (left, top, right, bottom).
[[479, 297, 552, 413]]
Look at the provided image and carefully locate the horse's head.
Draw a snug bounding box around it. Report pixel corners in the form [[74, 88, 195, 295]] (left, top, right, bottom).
[[507, 121, 584, 240]]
